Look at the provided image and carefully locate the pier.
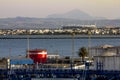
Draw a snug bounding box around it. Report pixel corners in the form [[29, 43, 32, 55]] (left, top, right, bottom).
[[0, 69, 120, 80]]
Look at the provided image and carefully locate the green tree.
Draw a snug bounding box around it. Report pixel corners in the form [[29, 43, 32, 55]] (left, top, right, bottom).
[[78, 47, 88, 62]]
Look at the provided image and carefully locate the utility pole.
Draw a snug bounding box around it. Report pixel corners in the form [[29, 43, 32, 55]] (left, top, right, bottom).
[[27, 30, 30, 58], [71, 32, 75, 69], [88, 31, 91, 55], [8, 48, 11, 69]]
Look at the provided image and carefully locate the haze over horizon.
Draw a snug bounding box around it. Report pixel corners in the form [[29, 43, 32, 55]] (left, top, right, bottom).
[[0, 0, 120, 19]]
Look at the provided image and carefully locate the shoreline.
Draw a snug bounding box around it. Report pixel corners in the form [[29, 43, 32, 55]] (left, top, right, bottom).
[[0, 34, 120, 39]]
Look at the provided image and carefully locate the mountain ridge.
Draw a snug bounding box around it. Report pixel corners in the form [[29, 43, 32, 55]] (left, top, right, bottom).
[[47, 9, 105, 20]]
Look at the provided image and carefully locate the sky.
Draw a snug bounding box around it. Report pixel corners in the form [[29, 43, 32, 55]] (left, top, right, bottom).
[[0, 0, 120, 19]]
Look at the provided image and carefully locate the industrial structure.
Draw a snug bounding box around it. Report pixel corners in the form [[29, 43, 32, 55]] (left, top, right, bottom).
[[1, 45, 120, 79], [90, 45, 120, 71]]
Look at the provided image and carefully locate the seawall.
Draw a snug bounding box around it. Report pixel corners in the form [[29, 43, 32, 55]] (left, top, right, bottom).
[[0, 35, 120, 39]]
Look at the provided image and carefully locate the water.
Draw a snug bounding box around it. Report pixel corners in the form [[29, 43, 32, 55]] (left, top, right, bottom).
[[0, 38, 120, 57]]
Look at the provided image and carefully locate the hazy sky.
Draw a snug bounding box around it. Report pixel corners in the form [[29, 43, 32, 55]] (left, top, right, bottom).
[[0, 0, 120, 19]]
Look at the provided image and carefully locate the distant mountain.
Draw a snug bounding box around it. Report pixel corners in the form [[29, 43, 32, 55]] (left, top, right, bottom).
[[47, 9, 105, 20], [0, 17, 120, 29]]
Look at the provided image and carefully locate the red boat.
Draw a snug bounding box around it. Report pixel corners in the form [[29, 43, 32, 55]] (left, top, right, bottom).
[[27, 49, 47, 63]]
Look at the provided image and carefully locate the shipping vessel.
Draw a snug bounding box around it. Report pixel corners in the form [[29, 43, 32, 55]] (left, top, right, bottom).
[[27, 49, 47, 63]]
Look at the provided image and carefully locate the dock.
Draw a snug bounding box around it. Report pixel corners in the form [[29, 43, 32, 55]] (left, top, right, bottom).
[[0, 69, 120, 80]]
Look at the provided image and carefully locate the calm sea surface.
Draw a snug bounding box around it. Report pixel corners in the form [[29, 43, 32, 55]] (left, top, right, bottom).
[[0, 38, 120, 57]]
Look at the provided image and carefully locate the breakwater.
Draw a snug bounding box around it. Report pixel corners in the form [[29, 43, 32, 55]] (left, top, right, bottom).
[[0, 35, 120, 39]]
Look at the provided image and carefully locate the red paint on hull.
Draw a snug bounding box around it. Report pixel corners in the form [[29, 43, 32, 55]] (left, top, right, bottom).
[[28, 49, 47, 63]]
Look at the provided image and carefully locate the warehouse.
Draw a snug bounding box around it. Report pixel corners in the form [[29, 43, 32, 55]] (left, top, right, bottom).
[[7, 56, 33, 69]]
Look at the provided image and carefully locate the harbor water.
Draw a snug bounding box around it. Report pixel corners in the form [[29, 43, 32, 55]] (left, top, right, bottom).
[[0, 38, 120, 57]]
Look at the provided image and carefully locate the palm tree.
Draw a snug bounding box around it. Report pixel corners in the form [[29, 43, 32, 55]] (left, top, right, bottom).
[[78, 47, 88, 62]]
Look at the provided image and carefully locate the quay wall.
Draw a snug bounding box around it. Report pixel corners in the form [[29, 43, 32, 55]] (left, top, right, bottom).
[[0, 35, 120, 39]]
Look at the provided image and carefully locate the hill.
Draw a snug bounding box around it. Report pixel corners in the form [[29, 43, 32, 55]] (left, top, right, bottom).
[[47, 9, 105, 20], [0, 17, 120, 29]]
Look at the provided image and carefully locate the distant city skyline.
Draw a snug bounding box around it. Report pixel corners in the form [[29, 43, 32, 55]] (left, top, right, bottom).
[[0, 0, 120, 19]]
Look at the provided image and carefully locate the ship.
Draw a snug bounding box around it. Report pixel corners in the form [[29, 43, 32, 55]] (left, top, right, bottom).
[[27, 49, 47, 63]]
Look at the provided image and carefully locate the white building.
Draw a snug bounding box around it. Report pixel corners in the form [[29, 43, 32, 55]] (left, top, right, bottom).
[[94, 56, 120, 70], [91, 45, 120, 70], [89, 44, 120, 58], [47, 54, 60, 59]]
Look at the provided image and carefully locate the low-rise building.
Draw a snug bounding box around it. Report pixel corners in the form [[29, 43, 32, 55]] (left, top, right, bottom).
[[90, 45, 120, 70]]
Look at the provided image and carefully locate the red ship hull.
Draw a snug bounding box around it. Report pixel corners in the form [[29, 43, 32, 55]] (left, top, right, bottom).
[[28, 49, 47, 63]]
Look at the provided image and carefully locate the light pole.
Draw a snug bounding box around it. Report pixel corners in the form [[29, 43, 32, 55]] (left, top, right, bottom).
[[71, 32, 75, 69], [27, 30, 30, 58], [88, 31, 91, 56], [8, 48, 11, 69]]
